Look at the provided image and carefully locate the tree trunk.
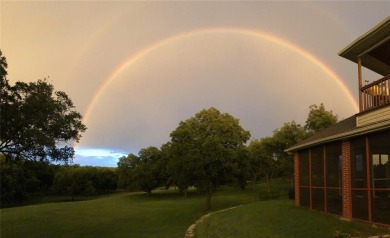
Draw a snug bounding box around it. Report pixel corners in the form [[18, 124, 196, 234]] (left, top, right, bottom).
[[204, 186, 212, 212], [266, 174, 271, 193], [252, 174, 257, 192], [183, 189, 187, 198]]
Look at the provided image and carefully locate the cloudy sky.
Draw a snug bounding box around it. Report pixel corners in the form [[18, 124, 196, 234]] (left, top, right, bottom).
[[2, 1, 389, 167]]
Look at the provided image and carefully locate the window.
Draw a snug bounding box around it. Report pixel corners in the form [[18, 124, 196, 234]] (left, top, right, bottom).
[[297, 143, 342, 215], [351, 137, 367, 189], [311, 146, 324, 187], [325, 143, 342, 215], [299, 149, 310, 208], [348, 130, 390, 225], [299, 150, 310, 186], [369, 130, 390, 225]]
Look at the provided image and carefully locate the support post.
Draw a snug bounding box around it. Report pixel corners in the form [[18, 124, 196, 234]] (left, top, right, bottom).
[[358, 58, 363, 112]]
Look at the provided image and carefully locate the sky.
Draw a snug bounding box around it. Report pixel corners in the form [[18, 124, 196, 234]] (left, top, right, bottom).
[[1, 1, 389, 167]]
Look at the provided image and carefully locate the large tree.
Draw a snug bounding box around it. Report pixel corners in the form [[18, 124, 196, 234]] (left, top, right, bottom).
[[165, 142, 195, 197], [269, 104, 337, 184], [118, 147, 165, 195], [169, 107, 250, 211], [247, 137, 279, 192], [0, 50, 86, 163], [117, 153, 138, 190], [272, 121, 308, 184], [305, 103, 338, 135]]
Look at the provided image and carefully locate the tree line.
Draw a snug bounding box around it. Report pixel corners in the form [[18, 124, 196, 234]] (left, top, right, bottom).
[[0, 157, 118, 206], [117, 105, 337, 211], [0, 50, 338, 209]]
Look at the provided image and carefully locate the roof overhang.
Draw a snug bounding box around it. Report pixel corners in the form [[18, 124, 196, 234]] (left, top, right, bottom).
[[285, 120, 390, 153], [338, 16, 390, 76]]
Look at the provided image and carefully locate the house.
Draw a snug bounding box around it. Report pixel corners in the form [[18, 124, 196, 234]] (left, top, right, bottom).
[[286, 17, 390, 226]]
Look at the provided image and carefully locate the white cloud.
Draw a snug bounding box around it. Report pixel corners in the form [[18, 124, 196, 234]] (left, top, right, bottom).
[[74, 148, 128, 167]]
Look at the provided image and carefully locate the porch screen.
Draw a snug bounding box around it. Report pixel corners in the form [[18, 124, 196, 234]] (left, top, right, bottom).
[[369, 130, 390, 225], [325, 143, 342, 215]]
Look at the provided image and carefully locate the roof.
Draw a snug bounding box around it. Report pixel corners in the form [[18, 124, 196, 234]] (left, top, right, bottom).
[[285, 114, 390, 152], [338, 16, 390, 76]]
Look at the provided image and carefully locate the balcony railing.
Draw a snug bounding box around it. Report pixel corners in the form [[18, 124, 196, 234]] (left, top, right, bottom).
[[361, 75, 390, 112]]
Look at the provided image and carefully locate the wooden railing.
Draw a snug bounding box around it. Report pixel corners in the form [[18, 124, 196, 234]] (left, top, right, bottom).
[[361, 75, 390, 112]]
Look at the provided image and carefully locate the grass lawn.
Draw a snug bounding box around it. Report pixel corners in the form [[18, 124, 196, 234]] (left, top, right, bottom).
[[194, 199, 389, 238], [0, 187, 257, 238], [1, 180, 388, 238]]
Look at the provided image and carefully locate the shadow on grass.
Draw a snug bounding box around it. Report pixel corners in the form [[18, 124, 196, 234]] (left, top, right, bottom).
[[128, 188, 205, 201], [1, 191, 122, 208]]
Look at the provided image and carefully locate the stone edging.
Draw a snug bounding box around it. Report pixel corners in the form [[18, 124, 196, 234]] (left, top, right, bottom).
[[184, 206, 241, 238]]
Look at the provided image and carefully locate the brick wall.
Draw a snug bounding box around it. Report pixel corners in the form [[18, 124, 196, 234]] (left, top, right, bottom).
[[294, 152, 300, 207], [341, 140, 352, 219]]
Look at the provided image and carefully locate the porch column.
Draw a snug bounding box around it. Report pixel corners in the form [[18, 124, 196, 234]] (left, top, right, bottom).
[[358, 58, 363, 112], [341, 141, 352, 219]]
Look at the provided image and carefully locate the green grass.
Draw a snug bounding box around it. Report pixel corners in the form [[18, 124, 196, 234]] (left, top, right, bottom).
[[1, 190, 201, 238], [194, 200, 389, 238], [1, 180, 388, 238], [0, 187, 257, 238]]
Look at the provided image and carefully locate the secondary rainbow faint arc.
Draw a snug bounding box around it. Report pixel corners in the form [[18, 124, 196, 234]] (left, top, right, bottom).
[[82, 28, 359, 125]]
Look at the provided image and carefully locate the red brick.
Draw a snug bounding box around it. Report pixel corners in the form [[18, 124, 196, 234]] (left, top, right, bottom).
[[294, 152, 300, 207], [341, 141, 352, 219]]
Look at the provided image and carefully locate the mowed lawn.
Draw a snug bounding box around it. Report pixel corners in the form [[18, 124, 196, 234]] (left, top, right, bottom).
[[194, 199, 389, 238], [1, 182, 388, 238], [0, 188, 256, 238]]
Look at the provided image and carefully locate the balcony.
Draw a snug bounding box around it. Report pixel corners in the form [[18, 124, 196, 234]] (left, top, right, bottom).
[[361, 75, 390, 112]]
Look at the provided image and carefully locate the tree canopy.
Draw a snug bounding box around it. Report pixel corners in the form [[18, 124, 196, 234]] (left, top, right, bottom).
[[247, 137, 278, 192], [305, 103, 338, 135], [169, 107, 250, 211], [0, 50, 86, 163], [117, 146, 166, 195], [271, 121, 308, 183]]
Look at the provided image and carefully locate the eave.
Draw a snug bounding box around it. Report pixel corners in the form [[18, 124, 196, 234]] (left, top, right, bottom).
[[285, 117, 390, 153], [338, 16, 390, 76]]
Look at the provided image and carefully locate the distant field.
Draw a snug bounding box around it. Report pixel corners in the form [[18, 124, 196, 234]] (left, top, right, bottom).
[[1, 180, 387, 238]]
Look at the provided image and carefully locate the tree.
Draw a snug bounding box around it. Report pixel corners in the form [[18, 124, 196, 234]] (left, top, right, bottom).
[[0, 154, 28, 205], [165, 141, 196, 197], [117, 154, 138, 190], [0, 50, 86, 163], [272, 121, 308, 184], [133, 146, 165, 196], [118, 147, 165, 195], [94, 168, 118, 193], [247, 137, 279, 192], [305, 103, 338, 135], [169, 107, 250, 211]]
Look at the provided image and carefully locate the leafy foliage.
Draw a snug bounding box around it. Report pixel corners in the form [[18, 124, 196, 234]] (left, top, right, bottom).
[[169, 107, 250, 210], [117, 147, 166, 195], [272, 121, 308, 183], [247, 137, 279, 192], [53, 166, 117, 200], [0, 154, 57, 206], [0, 50, 86, 163], [305, 103, 338, 135]]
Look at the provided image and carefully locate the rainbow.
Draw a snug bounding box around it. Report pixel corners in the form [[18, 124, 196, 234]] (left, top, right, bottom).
[[81, 28, 359, 125]]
